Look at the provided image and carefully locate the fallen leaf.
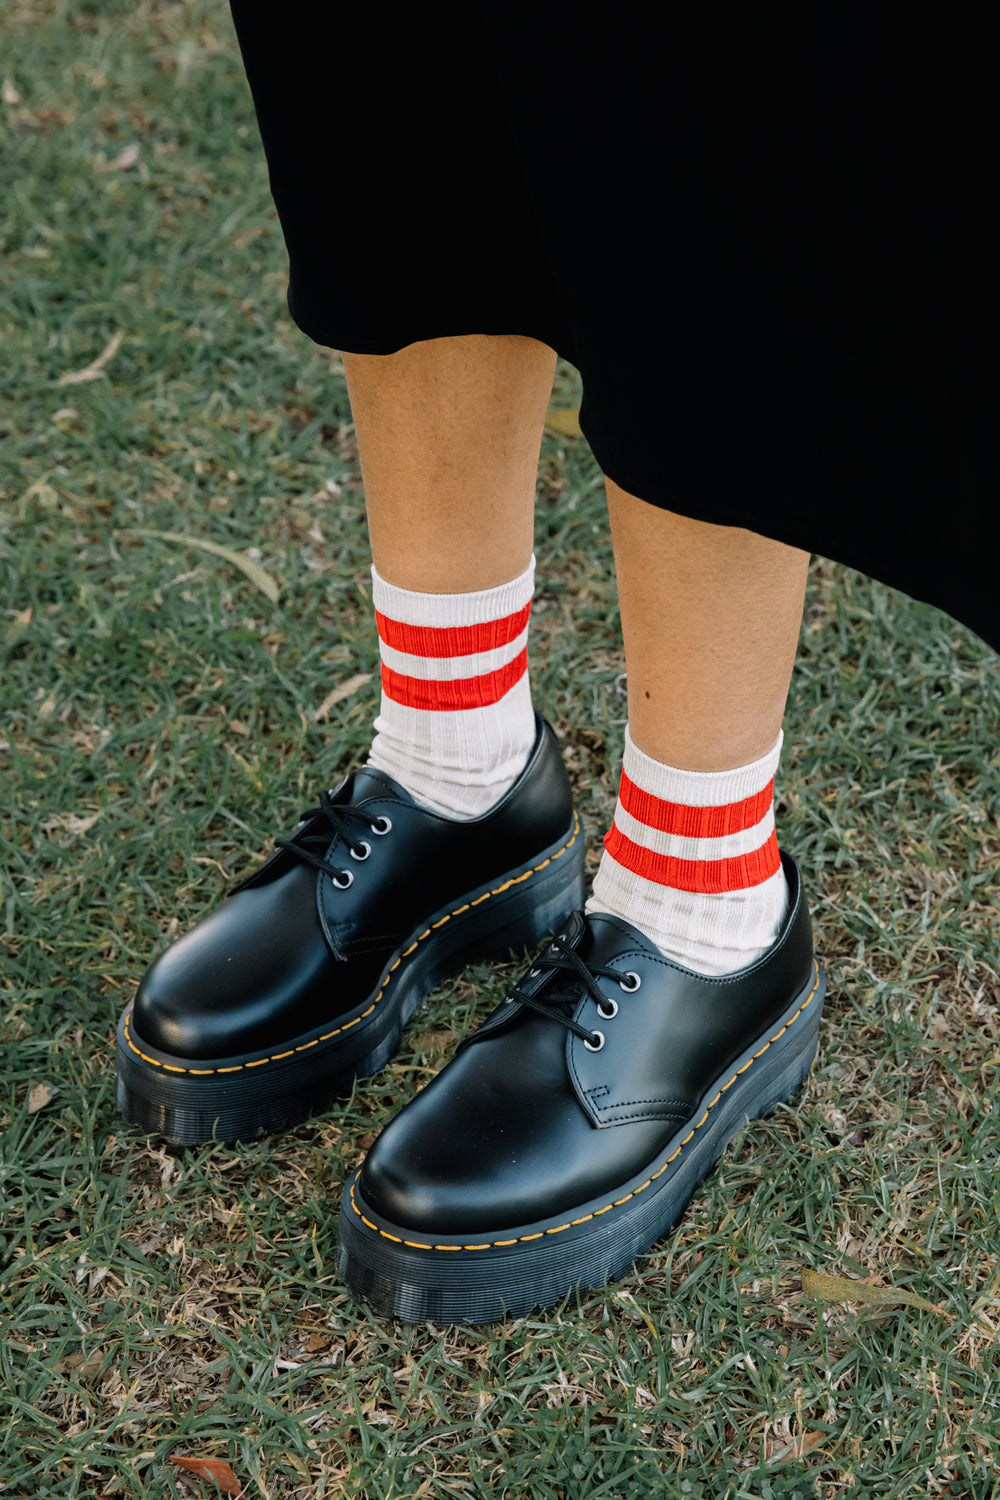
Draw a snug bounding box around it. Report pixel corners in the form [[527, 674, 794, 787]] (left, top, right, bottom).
[[800, 1266, 946, 1316], [767, 1429, 828, 1465], [127, 529, 280, 603], [544, 407, 582, 437], [56, 330, 123, 386], [28, 1082, 57, 1114], [96, 142, 140, 173], [62, 1347, 105, 1381], [22, 477, 60, 505], [41, 813, 99, 838], [169, 1456, 242, 1496], [314, 673, 373, 722]]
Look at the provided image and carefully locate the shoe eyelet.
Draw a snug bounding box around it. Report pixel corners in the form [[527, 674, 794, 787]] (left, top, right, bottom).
[[583, 1030, 605, 1053], [597, 996, 619, 1020], [619, 971, 641, 993], [350, 840, 371, 861], [331, 869, 354, 889], [371, 816, 392, 836]]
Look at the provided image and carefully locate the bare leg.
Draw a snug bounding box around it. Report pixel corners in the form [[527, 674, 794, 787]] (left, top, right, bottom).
[[605, 478, 809, 771], [343, 334, 557, 591]]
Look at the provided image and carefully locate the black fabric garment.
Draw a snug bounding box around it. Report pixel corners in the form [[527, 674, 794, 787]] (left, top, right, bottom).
[[228, 4, 996, 652]]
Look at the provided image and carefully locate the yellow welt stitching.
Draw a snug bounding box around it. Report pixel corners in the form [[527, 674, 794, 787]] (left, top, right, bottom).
[[403, 1240, 432, 1249], [381, 1232, 403, 1243], [352, 956, 824, 1255], [122, 821, 595, 1104]]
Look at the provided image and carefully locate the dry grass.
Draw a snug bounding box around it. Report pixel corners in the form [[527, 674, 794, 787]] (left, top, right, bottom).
[[2, 3, 999, 1497]]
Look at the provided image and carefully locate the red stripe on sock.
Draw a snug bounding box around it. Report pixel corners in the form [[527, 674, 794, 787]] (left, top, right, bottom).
[[375, 601, 531, 660], [603, 822, 781, 893], [618, 769, 775, 838], [380, 648, 528, 711]]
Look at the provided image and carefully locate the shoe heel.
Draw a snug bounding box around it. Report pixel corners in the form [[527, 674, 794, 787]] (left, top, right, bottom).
[[434, 813, 587, 971]]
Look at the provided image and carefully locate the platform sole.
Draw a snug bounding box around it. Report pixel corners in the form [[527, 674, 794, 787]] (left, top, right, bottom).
[[337, 953, 825, 1324], [116, 812, 585, 1145]]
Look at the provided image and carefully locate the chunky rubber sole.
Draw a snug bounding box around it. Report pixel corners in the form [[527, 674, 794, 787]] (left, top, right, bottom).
[[337, 953, 825, 1324], [116, 811, 585, 1145]]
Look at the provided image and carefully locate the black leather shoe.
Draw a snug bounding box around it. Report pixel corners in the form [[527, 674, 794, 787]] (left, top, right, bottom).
[[116, 715, 585, 1145], [337, 850, 825, 1324]]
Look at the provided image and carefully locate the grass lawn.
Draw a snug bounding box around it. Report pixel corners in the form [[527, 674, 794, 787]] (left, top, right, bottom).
[[2, 4, 999, 1497]]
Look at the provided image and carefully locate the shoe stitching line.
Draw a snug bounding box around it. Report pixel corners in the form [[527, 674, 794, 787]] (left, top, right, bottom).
[[122, 813, 581, 1077], [347, 956, 822, 1253]]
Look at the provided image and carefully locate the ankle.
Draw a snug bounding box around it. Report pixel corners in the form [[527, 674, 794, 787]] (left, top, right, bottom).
[[365, 560, 537, 819], [585, 727, 789, 975]]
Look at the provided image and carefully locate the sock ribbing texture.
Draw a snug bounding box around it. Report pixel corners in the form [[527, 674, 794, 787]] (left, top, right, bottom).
[[586, 726, 789, 976], [366, 559, 536, 819]]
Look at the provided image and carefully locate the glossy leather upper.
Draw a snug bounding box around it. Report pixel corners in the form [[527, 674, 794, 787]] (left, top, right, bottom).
[[360, 852, 817, 1232], [132, 715, 574, 1059]]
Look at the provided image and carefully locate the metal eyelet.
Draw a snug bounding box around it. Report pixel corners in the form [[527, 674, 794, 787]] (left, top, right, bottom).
[[350, 840, 371, 861], [597, 996, 619, 1020], [619, 971, 641, 993], [583, 1030, 605, 1052], [371, 816, 392, 835], [331, 869, 354, 889]]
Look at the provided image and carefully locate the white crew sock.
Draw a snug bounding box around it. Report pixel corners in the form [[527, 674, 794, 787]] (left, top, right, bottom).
[[586, 726, 789, 975], [366, 559, 537, 819]]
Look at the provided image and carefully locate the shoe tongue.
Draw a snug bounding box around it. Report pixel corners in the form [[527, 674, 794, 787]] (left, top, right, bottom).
[[581, 911, 664, 965], [535, 911, 595, 1014], [335, 766, 418, 808], [537, 911, 660, 1012]]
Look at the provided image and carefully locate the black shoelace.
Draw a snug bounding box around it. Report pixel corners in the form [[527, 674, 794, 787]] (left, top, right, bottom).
[[273, 789, 390, 886], [504, 935, 639, 1048]]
